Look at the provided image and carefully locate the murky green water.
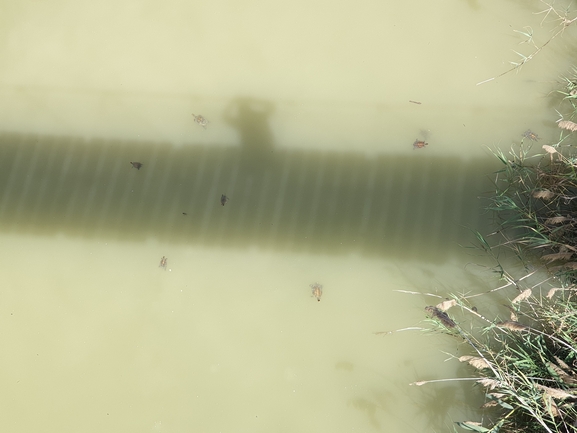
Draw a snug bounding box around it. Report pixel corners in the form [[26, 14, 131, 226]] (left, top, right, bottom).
[[1, 1, 576, 432]]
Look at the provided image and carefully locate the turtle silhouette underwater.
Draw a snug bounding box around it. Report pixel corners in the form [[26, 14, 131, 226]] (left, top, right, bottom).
[[130, 161, 143, 170], [522, 129, 540, 142], [413, 139, 428, 149], [425, 306, 456, 328]]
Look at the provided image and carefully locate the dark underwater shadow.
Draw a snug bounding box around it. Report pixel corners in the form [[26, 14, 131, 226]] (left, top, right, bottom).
[[0, 108, 497, 263]]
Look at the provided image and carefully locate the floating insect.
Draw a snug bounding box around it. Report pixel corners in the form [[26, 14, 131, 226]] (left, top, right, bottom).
[[220, 194, 229, 206], [130, 161, 143, 170], [425, 306, 456, 328], [159, 256, 167, 270], [522, 130, 540, 142], [310, 283, 323, 302], [192, 113, 209, 129], [413, 139, 428, 149]]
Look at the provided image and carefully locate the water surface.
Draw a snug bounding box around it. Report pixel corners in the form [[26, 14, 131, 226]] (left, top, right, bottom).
[[0, 0, 575, 431]]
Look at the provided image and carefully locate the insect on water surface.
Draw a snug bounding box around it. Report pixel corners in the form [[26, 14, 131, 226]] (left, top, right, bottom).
[[192, 113, 209, 129]]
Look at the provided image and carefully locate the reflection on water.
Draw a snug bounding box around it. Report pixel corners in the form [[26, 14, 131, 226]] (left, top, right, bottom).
[[0, 130, 489, 262], [349, 395, 388, 429], [224, 97, 275, 154]]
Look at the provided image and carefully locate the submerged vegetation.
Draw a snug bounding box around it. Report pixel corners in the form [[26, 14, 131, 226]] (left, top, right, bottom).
[[419, 4, 577, 431]]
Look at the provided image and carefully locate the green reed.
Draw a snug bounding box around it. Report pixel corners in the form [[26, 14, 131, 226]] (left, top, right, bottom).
[[418, 66, 577, 432], [486, 134, 577, 283], [421, 282, 577, 433], [477, 1, 577, 86]]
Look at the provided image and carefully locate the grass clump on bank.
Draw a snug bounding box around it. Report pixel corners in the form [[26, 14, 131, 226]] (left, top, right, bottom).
[[488, 136, 577, 283], [422, 283, 577, 433], [420, 71, 577, 432]]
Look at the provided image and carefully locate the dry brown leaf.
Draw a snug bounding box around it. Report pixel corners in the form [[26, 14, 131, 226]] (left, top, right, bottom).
[[543, 144, 558, 154], [546, 216, 571, 224], [564, 262, 577, 270], [543, 394, 560, 417], [435, 299, 457, 311], [554, 357, 571, 372], [512, 288, 532, 304], [559, 375, 577, 385], [546, 363, 577, 385], [533, 189, 555, 200], [553, 369, 577, 386], [560, 244, 577, 253], [542, 252, 573, 262], [477, 378, 501, 390], [459, 355, 491, 370], [497, 321, 529, 331], [548, 362, 568, 378], [461, 421, 483, 427], [549, 265, 563, 274], [558, 120, 577, 132], [510, 310, 518, 321], [535, 384, 575, 400], [488, 393, 506, 399], [481, 401, 498, 409], [547, 288, 561, 299]]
